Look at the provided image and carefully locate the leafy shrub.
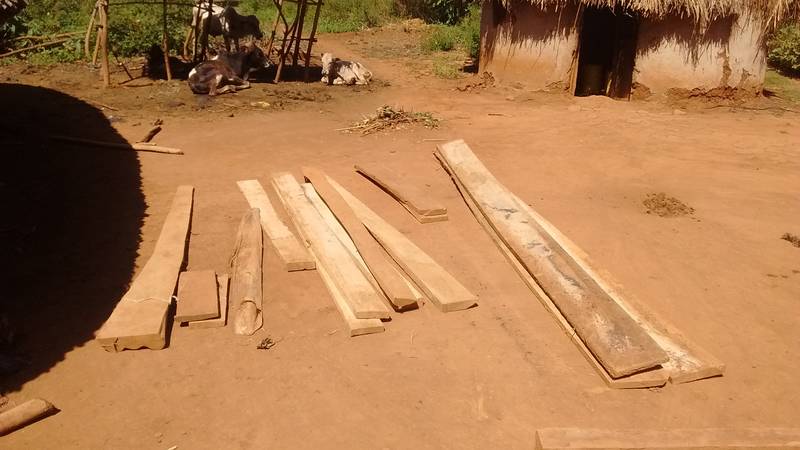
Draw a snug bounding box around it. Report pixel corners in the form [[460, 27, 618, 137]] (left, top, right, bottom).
[[769, 22, 800, 75], [107, 5, 187, 57], [421, 4, 480, 58], [394, 0, 473, 25]]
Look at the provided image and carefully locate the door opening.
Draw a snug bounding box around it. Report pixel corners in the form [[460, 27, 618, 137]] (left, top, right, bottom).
[[574, 7, 638, 98]]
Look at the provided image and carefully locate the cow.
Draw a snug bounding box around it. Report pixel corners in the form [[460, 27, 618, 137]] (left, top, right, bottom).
[[187, 42, 271, 96], [320, 53, 372, 86], [184, 3, 263, 58]]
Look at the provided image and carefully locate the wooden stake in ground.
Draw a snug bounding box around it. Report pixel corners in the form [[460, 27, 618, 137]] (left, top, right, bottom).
[[436, 140, 668, 378], [0, 399, 58, 436], [99, 0, 110, 87], [303, 167, 417, 310], [161, 0, 172, 81], [139, 125, 162, 143], [355, 163, 448, 223], [96, 185, 194, 351], [230, 209, 264, 336]]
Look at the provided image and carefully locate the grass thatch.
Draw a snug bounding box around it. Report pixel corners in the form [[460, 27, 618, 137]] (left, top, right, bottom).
[[504, 0, 799, 26]]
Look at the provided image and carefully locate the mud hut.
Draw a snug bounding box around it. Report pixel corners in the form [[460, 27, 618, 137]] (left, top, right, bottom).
[[480, 0, 799, 98]]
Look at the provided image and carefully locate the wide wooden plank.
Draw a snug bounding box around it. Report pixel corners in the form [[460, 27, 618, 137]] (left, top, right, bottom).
[[355, 163, 448, 223], [303, 167, 417, 310], [230, 209, 263, 336], [511, 193, 724, 384], [175, 270, 219, 324], [189, 274, 230, 329], [535, 428, 800, 449], [96, 185, 194, 351], [237, 179, 315, 271], [272, 172, 390, 320], [436, 140, 667, 378], [327, 176, 478, 312]]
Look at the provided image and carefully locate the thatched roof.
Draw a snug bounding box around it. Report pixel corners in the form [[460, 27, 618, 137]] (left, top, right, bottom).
[[0, 0, 26, 24], [505, 0, 799, 25]]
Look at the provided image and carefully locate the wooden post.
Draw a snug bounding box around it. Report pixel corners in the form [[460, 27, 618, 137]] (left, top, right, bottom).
[[162, 0, 172, 81], [99, 0, 110, 87], [291, 0, 307, 68], [84, 2, 98, 59], [302, 0, 322, 82]]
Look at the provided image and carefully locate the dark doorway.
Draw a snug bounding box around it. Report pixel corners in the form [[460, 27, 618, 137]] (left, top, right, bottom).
[[574, 7, 638, 98]]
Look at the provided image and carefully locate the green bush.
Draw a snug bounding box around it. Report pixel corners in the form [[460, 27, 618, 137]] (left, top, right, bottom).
[[239, 0, 394, 35], [421, 4, 480, 58], [394, 0, 473, 25], [107, 5, 187, 57], [769, 22, 800, 75]]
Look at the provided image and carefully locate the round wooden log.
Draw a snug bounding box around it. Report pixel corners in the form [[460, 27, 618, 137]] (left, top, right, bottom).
[[0, 399, 58, 436]]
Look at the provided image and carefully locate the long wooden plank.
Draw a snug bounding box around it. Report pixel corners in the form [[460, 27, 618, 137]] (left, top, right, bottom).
[[535, 428, 800, 449], [272, 172, 391, 320], [237, 179, 315, 271], [444, 159, 667, 388], [327, 176, 478, 312], [96, 185, 194, 351], [302, 183, 426, 305], [436, 140, 667, 378], [355, 163, 448, 223], [189, 274, 230, 329], [511, 194, 724, 384], [175, 270, 219, 324], [230, 209, 263, 336], [303, 167, 417, 310]]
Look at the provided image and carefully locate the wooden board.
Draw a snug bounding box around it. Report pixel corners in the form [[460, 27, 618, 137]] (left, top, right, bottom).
[[442, 159, 667, 388], [327, 176, 478, 312], [96, 185, 194, 351], [237, 179, 315, 271], [355, 163, 448, 223], [302, 183, 425, 305], [436, 140, 667, 378], [303, 167, 417, 310], [189, 274, 230, 329], [175, 270, 219, 323], [230, 209, 263, 336], [534, 428, 800, 449], [511, 193, 724, 384], [272, 172, 391, 320]]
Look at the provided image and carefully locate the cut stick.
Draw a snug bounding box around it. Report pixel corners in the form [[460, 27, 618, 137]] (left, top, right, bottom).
[[189, 274, 230, 329], [436, 140, 667, 378], [442, 158, 667, 388], [174, 270, 219, 324], [96, 185, 194, 351], [327, 176, 478, 312], [355, 163, 448, 223], [236, 179, 315, 272], [511, 194, 724, 384], [303, 167, 417, 310], [230, 209, 263, 336], [0, 399, 59, 436], [272, 172, 391, 320], [534, 428, 800, 450], [52, 135, 183, 155], [139, 125, 162, 143], [302, 183, 425, 305]]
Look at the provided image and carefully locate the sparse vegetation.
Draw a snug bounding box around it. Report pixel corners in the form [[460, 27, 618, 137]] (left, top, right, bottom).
[[341, 105, 439, 135], [765, 69, 800, 103], [421, 4, 479, 58], [769, 22, 800, 76], [782, 233, 800, 248]]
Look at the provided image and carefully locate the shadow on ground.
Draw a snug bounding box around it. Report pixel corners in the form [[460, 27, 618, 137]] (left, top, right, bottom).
[[0, 84, 145, 392]]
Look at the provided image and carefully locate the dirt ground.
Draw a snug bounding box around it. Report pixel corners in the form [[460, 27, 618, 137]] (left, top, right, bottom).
[[1, 25, 800, 449]]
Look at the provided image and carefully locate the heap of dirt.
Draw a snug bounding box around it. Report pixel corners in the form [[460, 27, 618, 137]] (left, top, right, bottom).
[[457, 71, 495, 92], [643, 192, 695, 217]]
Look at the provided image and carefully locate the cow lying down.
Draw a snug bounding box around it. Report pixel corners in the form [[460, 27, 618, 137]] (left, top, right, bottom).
[[320, 53, 372, 86], [188, 43, 270, 96]]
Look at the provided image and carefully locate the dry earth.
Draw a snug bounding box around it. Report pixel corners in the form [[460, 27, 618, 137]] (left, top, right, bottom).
[[1, 25, 799, 449]]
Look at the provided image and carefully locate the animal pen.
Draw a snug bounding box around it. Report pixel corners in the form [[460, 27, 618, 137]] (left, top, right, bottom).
[[85, 0, 323, 87]]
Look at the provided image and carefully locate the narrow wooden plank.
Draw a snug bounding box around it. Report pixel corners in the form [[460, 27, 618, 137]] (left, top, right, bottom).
[[237, 179, 315, 272], [272, 172, 391, 320], [303, 167, 417, 310], [175, 270, 219, 323], [327, 176, 478, 312], [535, 428, 800, 449], [511, 194, 724, 384], [437, 140, 667, 378], [96, 185, 194, 351], [444, 159, 667, 388], [189, 274, 230, 329], [355, 163, 448, 223], [230, 209, 263, 336]]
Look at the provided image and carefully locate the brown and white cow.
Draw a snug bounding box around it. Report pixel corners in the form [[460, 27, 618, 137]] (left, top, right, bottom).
[[320, 53, 373, 86], [188, 43, 270, 96], [184, 3, 263, 57]]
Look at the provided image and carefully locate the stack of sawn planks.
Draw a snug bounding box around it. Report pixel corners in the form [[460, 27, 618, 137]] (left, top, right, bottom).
[[435, 139, 724, 389]]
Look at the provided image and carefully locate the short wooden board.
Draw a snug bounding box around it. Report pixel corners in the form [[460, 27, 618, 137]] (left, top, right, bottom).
[[189, 274, 230, 329], [175, 270, 219, 323], [96, 185, 194, 351], [328, 176, 477, 312], [355, 163, 448, 223], [534, 428, 800, 449], [237, 179, 315, 271]]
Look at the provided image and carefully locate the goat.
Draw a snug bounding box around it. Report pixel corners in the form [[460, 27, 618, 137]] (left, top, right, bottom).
[[320, 53, 372, 86], [188, 43, 270, 96], [183, 3, 263, 58]]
